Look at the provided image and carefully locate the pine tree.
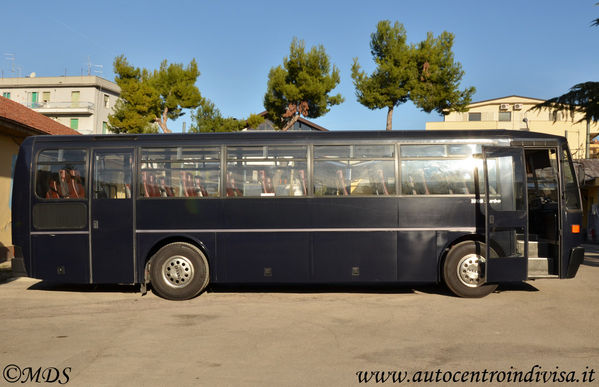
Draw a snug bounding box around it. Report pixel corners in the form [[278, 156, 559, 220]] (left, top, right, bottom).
[[264, 38, 344, 130], [108, 55, 203, 133], [351, 21, 475, 130], [108, 55, 160, 134], [190, 100, 265, 132], [150, 59, 203, 133]]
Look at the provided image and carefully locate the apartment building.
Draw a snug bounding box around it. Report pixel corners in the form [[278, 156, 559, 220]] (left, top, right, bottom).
[[425, 95, 599, 159], [0, 75, 120, 135]]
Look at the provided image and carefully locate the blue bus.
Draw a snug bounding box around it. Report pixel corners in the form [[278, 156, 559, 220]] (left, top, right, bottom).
[[11, 130, 585, 300]]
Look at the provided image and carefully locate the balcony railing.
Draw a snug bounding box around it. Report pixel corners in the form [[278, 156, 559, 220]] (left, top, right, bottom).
[[28, 101, 95, 114]]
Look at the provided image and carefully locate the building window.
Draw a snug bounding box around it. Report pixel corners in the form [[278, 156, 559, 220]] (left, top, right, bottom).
[[70, 118, 79, 130], [2, 92, 10, 99], [102, 121, 108, 134], [31, 92, 39, 108], [468, 112, 481, 121], [71, 91, 80, 107], [498, 112, 512, 121], [42, 91, 51, 104], [104, 94, 109, 108]]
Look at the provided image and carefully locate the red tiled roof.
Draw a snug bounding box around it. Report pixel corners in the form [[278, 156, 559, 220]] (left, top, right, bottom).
[[0, 96, 79, 135]]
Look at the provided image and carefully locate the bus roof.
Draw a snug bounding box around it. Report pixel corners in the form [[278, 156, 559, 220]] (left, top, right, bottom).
[[25, 129, 566, 146]]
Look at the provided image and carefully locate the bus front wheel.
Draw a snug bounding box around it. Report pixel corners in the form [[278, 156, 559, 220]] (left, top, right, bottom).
[[443, 241, 497, 298], [149, 242, 210, 300]]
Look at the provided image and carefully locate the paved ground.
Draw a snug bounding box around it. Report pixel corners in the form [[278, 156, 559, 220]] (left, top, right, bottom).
[[1, 249, 598, 386]]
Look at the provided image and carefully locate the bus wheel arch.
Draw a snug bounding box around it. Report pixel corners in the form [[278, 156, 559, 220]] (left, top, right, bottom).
[[441, 239, 498, 298], [146, 239, 210, 300]]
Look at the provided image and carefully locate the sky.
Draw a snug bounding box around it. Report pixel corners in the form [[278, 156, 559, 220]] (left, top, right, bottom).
[[2, 0, 598, 132]]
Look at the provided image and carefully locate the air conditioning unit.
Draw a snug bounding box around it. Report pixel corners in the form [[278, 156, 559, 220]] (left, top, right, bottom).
[[513, 104, 523, 110], [499, 104, 510, 110]]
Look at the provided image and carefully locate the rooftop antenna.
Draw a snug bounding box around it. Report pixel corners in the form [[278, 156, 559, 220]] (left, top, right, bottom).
[[93, 64, 103, 76], [86, 56, 103, 76], [4, 53, 22, 77]]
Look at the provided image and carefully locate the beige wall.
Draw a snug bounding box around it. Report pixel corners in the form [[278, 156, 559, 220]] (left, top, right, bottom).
[[426, 96, 599, 159], [0, 135, 19, 255]]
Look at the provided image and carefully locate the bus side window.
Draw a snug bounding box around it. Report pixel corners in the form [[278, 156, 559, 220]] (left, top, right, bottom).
[[562, 149, 581, 209], [401, 161, 430, 195], [401, 159, 480, 196], [94, 153, 131, 199], [140, 147, 221, 198], [313, 145, 396, 196], [35, 149, 87, 200], [226, 145, 308, 197]]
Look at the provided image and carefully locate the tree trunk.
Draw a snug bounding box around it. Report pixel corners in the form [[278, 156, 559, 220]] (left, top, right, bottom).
[[155, 107, 172, 133], [282, 113, 300, 131], [386, 106, 394, 131]]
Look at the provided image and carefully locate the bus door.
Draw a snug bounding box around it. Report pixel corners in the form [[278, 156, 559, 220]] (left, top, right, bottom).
[[483, 146, 528, 283], [90, 149, 135, 283]]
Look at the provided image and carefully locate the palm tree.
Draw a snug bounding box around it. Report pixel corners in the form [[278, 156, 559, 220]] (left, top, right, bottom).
[[532, 82, 599, 124]]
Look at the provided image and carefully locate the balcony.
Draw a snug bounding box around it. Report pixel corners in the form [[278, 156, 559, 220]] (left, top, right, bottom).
[[28, 101, 95, 115]]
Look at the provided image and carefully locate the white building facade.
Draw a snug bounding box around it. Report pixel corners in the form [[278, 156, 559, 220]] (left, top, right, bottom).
[[0, 76, 120, 135]]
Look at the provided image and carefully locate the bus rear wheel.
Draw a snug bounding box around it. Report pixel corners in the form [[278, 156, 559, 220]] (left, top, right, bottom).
[[149, 242, 209, 300], [443, 241, 497, 298]]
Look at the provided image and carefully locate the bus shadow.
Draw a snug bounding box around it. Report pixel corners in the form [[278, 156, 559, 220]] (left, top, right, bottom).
[[25, 281, 540, 297], [495, 282, 539, 293], [208, 283, 539, 296], [27, 281, 139, 294], [208, 283, 454, 296]]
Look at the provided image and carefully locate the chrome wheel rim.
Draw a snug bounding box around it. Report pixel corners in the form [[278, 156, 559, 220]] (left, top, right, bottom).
[[457, 253, 484, 288], [161, 255, 194, 288]]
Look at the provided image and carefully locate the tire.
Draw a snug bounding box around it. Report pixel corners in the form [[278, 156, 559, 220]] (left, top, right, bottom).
[[149, 242, 209, 300], [443, 241, 498, 298]]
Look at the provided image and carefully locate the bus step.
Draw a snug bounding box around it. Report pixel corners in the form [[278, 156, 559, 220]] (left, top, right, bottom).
[[527, 257, 553, 278], [517, 240, 538, 257]]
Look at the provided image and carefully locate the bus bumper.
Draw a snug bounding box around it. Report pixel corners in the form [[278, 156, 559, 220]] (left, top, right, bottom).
[[566, 247, 585, 278]]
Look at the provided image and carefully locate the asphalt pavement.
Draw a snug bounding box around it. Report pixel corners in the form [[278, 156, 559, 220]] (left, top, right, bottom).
[[0, 251, 598, 386]]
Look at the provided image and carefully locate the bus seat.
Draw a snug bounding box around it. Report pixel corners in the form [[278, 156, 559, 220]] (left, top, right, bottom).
[[68, 169, 85, 198], [376, 169, 389, 195], [226, 173, 243, 197], [181, 172, 197, 197], [194, 176, 208, 197], [406, 175, 418, 195], [259, 170, 274, 193], [46, 178, 61, 199], [143, 172, 161, 197], [299, 169, 307, 195], [336, 169, 348, 195]]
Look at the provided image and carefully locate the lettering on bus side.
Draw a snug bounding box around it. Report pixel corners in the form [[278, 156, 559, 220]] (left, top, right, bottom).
[[471, 199, 502, 204]]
